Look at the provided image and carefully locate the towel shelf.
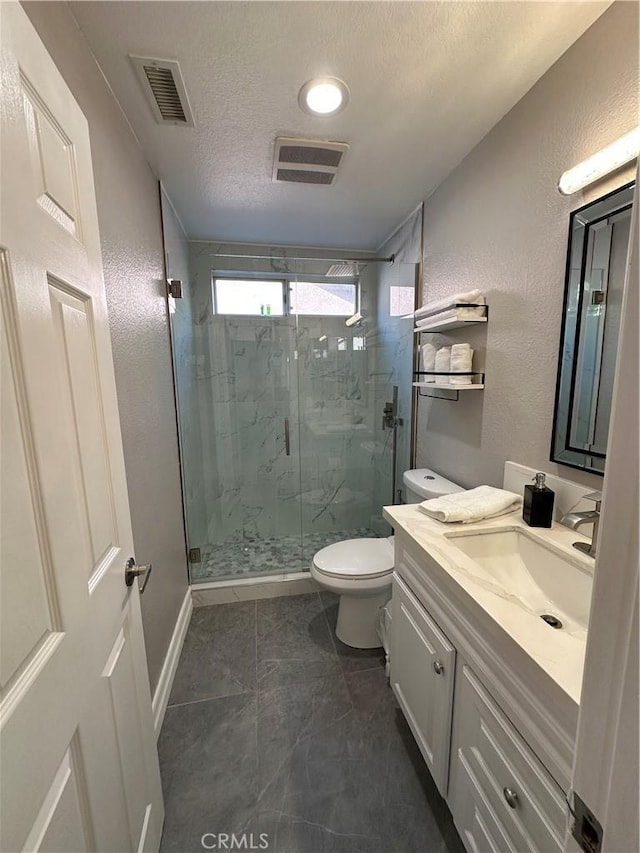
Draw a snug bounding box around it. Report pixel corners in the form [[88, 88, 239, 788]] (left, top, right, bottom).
[[413, 371, 485, 401], [414, 303, 488, 333], [414, 304, 488, 400]]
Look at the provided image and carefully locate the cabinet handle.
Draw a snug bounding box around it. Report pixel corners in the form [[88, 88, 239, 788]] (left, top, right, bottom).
[[503, 787, 518, 809], [433, 660, 444, 675]]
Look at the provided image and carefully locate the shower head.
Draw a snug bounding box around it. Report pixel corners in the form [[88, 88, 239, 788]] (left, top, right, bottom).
[[345, 312, 363, 327], [326, 262, 359, 277], [326, 254, 394, 277]]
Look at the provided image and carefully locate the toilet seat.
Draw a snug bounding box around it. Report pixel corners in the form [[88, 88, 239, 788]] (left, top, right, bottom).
[[312, 537, 394, 581]]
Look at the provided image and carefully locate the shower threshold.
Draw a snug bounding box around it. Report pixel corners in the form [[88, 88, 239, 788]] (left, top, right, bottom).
[[192, 528, 379, 583]]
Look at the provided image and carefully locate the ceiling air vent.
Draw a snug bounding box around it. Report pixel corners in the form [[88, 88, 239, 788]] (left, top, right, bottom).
[[273, 137, 349, 185], [130, 56, 195, 127]]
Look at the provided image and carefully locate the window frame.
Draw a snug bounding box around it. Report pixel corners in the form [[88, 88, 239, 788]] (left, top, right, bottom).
[[211, 271, 359, 319], [211, 274, 286, 317]]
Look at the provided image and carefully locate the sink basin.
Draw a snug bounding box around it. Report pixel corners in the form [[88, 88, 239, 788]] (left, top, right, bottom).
[[445, 528, 593, 631]]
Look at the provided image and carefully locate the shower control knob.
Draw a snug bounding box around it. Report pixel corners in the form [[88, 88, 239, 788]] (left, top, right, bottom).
[[433, 660, 444, 676]]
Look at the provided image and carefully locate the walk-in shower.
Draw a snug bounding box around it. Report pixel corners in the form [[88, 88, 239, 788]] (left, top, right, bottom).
[[161, 191, 421, 584]]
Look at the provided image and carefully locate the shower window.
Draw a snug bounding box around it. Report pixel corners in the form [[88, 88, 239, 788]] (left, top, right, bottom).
[[213, 278, 285, 316], [213, 276, 358, 318]]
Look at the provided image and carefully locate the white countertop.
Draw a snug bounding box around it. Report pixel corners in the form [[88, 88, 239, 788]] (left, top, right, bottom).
[[383, 504, 594, 706]]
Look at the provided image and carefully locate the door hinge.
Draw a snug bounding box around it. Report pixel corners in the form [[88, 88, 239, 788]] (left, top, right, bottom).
[[570, 792, 603, 853], [167, 279, 183, 299], [188, 547, 201, 563]]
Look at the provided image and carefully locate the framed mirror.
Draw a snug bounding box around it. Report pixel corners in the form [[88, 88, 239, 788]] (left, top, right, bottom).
[[551, 181, 634, 475]]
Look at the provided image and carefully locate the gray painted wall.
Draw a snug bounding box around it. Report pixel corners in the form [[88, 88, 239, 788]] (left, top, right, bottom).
[[24, 2, 189, 693], [416, 1, 638, 491]]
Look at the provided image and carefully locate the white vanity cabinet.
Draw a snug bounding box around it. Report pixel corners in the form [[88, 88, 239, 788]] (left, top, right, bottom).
[[390, 574, 456, 796], [449, 666, 566, 853], [389, 532, 574, 853]]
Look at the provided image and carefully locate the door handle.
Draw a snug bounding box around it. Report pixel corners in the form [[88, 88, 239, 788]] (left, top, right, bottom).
[[284, 418, 290, 456], [125, 557, 153, 593], [503, 787, 519, 809]]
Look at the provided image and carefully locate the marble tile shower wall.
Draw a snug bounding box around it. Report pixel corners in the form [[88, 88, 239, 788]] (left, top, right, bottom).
[[187, 242, 387, 554], [297, 314, 376, 535]]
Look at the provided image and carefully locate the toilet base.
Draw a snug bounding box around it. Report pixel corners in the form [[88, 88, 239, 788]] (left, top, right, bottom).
[[335, 590, 390, 649]]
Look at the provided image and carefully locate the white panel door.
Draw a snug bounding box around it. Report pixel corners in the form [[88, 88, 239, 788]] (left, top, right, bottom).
[[0, 6, 164, 852]]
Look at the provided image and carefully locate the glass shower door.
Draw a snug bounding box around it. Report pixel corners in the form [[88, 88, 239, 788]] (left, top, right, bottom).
[[296, 312, 378, 565], [184, 311, 304, 582]]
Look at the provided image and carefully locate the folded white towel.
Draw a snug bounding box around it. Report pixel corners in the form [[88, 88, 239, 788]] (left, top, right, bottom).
[[418, 485, 523, 523], [415, 306, 485, 329], [434, 346, 451, 376], [450, 343, 474, 385], [420, 343, 436, 382], [415, 289, 485, 321]]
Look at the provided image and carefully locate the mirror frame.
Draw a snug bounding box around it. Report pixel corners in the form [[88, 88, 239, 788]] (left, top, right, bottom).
[[550, 180, 634, 476]]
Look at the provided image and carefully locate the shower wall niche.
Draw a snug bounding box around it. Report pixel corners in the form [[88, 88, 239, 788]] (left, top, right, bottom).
[[164, 201, 420, 584]]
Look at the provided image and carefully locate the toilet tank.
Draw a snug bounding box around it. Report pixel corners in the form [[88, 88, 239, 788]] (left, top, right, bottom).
[[402, 468, 464, 504]]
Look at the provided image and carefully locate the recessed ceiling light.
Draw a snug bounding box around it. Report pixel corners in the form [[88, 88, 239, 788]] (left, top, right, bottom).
[[298, 77, 349, 116]]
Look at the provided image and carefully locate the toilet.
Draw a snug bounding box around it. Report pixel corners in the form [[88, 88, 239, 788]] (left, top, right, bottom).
[[311, 468, 464, 648]]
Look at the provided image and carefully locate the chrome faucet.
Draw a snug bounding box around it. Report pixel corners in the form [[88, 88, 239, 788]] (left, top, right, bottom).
[[560, 491, 602, 557]]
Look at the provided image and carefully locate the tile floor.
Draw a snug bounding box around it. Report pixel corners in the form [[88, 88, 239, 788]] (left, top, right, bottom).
[[194, 529, 380, 582], [158, 591, 464, 853]]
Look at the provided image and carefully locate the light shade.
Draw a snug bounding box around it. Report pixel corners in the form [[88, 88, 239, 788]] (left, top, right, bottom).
[[298, 77, 349, 116], [558, 127, 640, 195]]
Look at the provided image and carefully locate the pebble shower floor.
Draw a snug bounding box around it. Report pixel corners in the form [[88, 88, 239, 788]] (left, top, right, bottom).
[[193, 527, 379, 582]]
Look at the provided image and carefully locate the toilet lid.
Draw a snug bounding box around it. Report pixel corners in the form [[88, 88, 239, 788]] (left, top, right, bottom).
[[312, 538, 394, 580]]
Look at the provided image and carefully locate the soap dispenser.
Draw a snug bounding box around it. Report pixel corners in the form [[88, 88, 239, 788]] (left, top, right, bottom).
[[523, 472, 554, 528]]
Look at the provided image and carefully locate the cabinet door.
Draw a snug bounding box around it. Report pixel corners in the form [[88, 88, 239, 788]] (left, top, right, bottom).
[[449, 666, 566, 853], [390, 574, 456, 795]]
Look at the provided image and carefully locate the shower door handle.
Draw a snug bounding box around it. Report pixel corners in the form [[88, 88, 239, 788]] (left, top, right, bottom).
[[284, 418, 290, 456]]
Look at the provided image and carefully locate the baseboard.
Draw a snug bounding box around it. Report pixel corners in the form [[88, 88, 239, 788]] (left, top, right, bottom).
[[151, 587, 193, 739]]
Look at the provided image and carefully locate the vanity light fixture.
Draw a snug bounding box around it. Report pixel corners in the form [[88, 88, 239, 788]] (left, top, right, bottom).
[[298, 77, 349, 116], [558, 126, 640, 195]]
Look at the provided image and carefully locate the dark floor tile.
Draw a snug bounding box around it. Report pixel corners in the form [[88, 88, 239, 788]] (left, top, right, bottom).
[[381, 713, 467, 853], [320, 590, 387, 673], [321, 668, 400, 764], [168, 601, 257, 705], [259, 805, 385, 852], [257, 593, 341, 687], [257, 676, 354, 809], [159, 693, 258, 853], [341, 669, 464, 853], [256, 673, 393, 845], [159, 593, 464, 853]]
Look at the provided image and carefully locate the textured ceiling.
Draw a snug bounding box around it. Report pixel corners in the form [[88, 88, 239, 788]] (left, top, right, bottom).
[[70, 1, 610, 249]]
